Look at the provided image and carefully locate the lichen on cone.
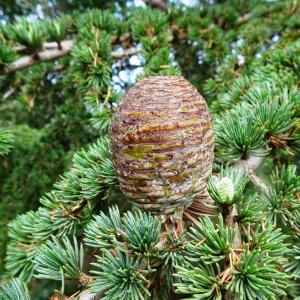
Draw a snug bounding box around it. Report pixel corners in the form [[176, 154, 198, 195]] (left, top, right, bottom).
[[111, 76, 214, 216]]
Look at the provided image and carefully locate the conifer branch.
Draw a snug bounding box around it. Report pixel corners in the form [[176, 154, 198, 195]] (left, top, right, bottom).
[[237, 13, 251, 24], [240, 160, 269, 193], [143, 0, 168, 12], [223, 205, 242, 300], [2, 87, 16, 100], [241, 154, 265, 171], [12, 41, 63, 52], [4, 40, 73, 73], [2, 42, 142, 74], [74, 291, 102, 300], [238, 156, 269, 193]]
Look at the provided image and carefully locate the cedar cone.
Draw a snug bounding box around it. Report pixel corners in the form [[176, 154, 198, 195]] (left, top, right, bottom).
[[111, 76, 214, 216]]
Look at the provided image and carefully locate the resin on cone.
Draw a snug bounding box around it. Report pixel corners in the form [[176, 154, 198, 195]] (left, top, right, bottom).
[[111, 76, 214, 216]]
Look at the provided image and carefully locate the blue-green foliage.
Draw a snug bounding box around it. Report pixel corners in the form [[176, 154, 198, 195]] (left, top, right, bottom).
[[1, 1, 300, 299]]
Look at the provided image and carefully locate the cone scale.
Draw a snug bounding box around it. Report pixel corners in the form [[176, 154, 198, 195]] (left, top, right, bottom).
[[111, 76, 214, 216]]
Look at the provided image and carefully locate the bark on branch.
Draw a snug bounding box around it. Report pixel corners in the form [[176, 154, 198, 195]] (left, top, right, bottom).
[[237, 13, 251, 24], [77, 291, 102, 300], [223, 154, 266, 299], [237, 154, 269, 193], [12, 41, 62, 52], [68, 291, 102, 300], [2, 41, 142, 74], [5, 40, 73, 73], [143, 0, 168, 11], [142, 0, 250, 25]]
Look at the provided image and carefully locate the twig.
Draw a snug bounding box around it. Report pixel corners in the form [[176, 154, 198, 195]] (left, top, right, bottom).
[[2, 41, 142, 75], [13, 41, 61, 52], [237, 13, 251, 24], [222, 154, 266, 299], [234, 154, 269, 194], [223, 204, 241, 300], [4, 40, 73, 74], [143, 0, 168, 12], [2, 87, 16, 100], [143, 0, 249, 24], [242, 155, 265, 170], [111, 45, 142, 59], [68, 291, 102, 300], [240, 160, 269, 194], [225, 205, 242, 248]]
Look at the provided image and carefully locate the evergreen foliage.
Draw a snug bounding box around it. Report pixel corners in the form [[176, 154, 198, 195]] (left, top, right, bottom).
[[0, 129, 13, 156], [1, 1, 300, 299], [0, 278, 30, 300], [3, 19, 46, 54]]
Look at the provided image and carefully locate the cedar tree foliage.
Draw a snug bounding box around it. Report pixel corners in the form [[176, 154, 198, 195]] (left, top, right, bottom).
[[0, 1, 300, 299]]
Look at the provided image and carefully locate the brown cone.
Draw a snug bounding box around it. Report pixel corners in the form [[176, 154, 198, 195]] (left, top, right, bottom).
[[111, 76, 214, 215]]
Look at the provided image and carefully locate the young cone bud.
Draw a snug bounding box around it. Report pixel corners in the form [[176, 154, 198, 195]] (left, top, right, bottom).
[[217, 177, 235, 203], [111, 76, 214, 216]]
